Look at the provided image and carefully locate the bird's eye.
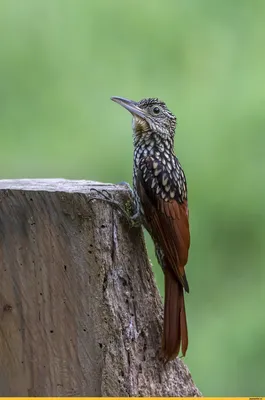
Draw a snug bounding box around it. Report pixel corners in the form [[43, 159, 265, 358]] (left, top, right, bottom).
[[153, 106, 161, 115]]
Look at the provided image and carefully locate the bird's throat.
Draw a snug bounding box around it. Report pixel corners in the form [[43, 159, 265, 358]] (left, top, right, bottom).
[[132, 116, 150, 137]]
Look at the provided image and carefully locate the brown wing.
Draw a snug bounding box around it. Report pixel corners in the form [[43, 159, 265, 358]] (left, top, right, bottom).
[[137, 155, 190, 292]]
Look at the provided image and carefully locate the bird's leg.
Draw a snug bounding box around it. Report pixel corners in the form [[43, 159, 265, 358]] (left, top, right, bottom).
[[88, 188, 141, 228]]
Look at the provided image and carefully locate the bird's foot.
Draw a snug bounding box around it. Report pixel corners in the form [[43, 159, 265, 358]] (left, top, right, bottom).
[[88, 188, 141, 228]]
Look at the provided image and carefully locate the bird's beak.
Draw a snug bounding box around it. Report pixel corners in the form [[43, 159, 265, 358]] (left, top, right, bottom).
[[111, 96, 146, 119]]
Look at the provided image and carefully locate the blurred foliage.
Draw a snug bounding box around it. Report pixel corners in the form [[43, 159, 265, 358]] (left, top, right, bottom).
[[1, 0, 265, 395]]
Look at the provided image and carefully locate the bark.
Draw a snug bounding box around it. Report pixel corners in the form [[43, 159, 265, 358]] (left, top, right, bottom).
[[0, 179, 201, 397]]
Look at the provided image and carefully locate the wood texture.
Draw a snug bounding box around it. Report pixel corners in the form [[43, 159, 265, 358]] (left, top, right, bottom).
[[0, 179, 201, 396]]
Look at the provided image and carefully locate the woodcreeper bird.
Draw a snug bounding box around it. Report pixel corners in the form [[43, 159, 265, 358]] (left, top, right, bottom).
[[106, 97, 190, 361]]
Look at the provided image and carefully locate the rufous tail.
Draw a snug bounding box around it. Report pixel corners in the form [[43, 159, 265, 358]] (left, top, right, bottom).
[[162, 266, 188, 362]]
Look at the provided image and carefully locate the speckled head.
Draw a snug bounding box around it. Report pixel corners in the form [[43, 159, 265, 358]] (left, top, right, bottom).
[[111, 96, 177, 139]]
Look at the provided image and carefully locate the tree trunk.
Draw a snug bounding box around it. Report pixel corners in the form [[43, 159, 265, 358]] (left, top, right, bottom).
[[0, 179, 201, 397]]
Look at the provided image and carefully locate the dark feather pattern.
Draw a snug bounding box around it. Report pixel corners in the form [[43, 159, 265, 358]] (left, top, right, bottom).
[[135, 151, 190, 360], [137, 156, 190, 291]]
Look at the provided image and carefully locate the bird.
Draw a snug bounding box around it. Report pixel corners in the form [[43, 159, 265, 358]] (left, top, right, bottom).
[[111, 96, 191, 362]]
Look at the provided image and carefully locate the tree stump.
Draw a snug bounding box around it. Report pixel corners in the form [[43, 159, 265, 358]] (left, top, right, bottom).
[[0, 179, 201, 396]]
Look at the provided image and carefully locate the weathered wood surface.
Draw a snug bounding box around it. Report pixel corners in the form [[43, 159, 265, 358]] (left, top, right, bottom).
[[0, 179, 201, 396]]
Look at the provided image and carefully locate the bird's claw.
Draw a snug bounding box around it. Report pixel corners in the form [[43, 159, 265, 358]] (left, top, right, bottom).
[[89, 188, 114, 202], [88, 188, 121, 210], [88, 188, 136, 226]]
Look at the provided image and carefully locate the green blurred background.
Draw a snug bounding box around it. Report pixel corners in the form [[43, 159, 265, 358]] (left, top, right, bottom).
[[1, 0, 265, 395]]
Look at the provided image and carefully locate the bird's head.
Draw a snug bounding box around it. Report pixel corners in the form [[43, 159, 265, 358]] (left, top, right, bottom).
[[111, 96, 177, 140]]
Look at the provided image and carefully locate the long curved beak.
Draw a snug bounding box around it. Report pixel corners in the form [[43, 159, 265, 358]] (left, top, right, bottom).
[[111, 96, 146, 119]]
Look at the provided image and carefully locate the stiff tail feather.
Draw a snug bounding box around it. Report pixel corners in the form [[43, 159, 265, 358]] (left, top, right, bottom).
[[162, 266, 188, 362]]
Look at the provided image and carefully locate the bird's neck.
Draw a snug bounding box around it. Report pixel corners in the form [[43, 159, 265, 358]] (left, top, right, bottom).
[[133, 130, 174, 159]]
